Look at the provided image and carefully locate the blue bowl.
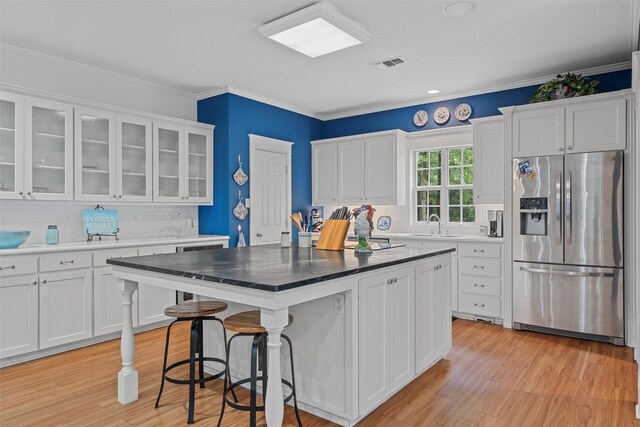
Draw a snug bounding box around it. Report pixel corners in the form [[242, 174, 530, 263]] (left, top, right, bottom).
[[0, 231, 31, 249]]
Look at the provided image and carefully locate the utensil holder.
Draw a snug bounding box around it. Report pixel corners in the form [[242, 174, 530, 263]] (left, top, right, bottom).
[[316, 220, 350, 251], [298, 232, 312, 248]]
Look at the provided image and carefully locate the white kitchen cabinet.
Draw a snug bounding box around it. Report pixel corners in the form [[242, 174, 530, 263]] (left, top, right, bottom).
[[415, 256, 451, 373], [471, 116, 504, 204], [25, 97, 74, 201], [39, 269, 93, 349], [337, 139, 365, 205], [510, 91, 631, 157], [74, 107, 117, 201], [116, 114, 153, 202], [137, 245, 176, 325], [0, 274, 39, 358], [0, 91, 24, 200], [457, 242, 502, 318], [154, 122, 213, 204], [311, 142, 337, 205], [312, 130, 407, 206], [565, 97, 626, 153], [358, 266, 414, 415], [93, 267, 139, 336]]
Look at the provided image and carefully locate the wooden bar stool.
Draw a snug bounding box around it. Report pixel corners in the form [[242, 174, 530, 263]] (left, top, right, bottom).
[[154, 300, 229, 424], [217, 310, 302, 427]]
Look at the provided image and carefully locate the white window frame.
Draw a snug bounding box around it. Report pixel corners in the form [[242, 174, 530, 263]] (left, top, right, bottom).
[[411, 144, 478, 226]]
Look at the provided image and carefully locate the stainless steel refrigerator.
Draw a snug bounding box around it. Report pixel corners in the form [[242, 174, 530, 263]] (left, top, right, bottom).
[[512, 151, 624, 345]]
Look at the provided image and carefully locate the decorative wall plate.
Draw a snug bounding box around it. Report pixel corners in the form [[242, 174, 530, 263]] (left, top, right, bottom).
[[413, 110, 429, 127], [454, 103, 472, 121], [233, 155, 248, 186], [433, 107, 450, 125], [376, 215, 392, 231], [233, 190, 248, 220]]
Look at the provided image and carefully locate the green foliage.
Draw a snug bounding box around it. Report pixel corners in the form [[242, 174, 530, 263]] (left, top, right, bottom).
[[530, 72, 599, 104]]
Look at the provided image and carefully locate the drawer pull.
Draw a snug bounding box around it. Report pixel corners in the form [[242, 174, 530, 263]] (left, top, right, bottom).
[[0, 265, 16, 270], [473, 283, 485, 288], [473, 249, 485, 253], [474, 303, 485, 308], [59, 260, 75, 265], [474, 265, 485, 270]]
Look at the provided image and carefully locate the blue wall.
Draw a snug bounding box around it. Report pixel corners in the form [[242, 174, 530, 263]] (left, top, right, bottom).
[[198, 93, 322, 245], [198, 69, 631, 243], [321, 69, 632, 138]]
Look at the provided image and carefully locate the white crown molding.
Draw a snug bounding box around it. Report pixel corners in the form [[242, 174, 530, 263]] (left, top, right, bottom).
[[1, 43, 197, 99], [318, 61, 633, 121], [196, 85, 324, 120]]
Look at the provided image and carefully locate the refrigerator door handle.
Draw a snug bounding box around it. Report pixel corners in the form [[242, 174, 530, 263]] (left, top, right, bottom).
[[555, 171, 562, 245], [519, 266, 614, 278], [565, 171, 572, 245]]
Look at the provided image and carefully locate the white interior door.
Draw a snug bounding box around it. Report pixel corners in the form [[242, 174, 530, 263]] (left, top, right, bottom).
[[249, 135, 291, 246]]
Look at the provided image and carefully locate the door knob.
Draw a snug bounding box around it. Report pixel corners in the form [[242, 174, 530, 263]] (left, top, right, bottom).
[[256, 232, 263, 237]]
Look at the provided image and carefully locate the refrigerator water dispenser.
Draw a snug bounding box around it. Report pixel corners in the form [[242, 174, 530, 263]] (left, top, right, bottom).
[[520, 197, 548, 236]]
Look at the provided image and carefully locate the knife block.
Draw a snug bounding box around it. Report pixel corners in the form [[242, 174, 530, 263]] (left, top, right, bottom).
[[316, 220, 351, 251]]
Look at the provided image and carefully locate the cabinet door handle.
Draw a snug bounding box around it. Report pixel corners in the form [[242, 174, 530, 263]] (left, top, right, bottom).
[[474, 283, 485, 288], [567, 145, 573, 150], [473, 249, 485, 253], [41, 280, 47, 284], [474, 303, 485, 307], [0, 265, 16, 270], [393, 277, 397, 283], [474, 265, 485, 270], [113, 195, 117, 199], [256, 232, 263, 237], [558, 147, 564, 151], [387, 279, 393, 285], [59, 260, 75, 265], [26, 192, 31, 196], [118, 195, 122, 199], [18, 191, 23, 196], [32, 281, 38, 286]]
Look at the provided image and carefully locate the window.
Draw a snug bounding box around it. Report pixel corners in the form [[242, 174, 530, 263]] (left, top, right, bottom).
[[414, 145, 475, 223]]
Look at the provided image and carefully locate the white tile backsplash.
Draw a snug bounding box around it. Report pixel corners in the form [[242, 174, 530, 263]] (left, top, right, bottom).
[[0, 201, 198, 244]]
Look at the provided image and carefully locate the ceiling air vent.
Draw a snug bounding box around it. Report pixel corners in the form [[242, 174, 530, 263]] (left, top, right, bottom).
[[370, 57, 406, 70]]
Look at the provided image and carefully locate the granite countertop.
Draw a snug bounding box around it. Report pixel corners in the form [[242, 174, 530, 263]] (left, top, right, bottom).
[[0, 235, 229, 256], [371, 232, 504, 243], [108, 243, 456, 292]]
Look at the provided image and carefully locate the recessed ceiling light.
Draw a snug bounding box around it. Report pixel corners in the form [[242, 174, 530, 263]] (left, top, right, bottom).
[[427, 89, 441, 94], [259, 2, 372, 58], [442, 1, 475, 17]]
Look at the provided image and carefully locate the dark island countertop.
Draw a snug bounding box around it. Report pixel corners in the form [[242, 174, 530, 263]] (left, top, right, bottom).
[[107, 244, 456, 292]]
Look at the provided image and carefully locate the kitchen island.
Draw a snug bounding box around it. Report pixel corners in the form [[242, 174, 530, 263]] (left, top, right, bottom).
[[108, 244, 455, 426]]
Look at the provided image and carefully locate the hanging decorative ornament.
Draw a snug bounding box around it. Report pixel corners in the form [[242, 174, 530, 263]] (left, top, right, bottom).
[[233, 155, 248, 186], [237, 224, 246, 247], [233, 190, 248, 220]]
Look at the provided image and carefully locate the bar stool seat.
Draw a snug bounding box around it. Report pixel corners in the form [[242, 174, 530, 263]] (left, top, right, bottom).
[[164, 300, 227, 318], [218, 310, 302, 427], [223, 310, 293, 334], [155, 300, 229, 424]]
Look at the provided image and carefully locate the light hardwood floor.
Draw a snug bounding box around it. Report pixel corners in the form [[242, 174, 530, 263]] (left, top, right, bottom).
[[1, 319, 638, 426]]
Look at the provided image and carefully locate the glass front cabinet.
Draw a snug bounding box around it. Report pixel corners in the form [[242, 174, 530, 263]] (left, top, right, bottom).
[[0, 91, 73, 201], [154, 122, 212, 203]]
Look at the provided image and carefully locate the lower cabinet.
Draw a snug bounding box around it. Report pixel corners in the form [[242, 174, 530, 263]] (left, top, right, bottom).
[[93, 267, 139, 336], [415, 257, 452, 373], [0, 274, 39, 358], [137, 245, 177, 326], [39, 269, 93, 349], [358, 266, 415, 415]]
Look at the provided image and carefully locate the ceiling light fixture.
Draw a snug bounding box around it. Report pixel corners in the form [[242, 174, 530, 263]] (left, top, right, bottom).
[[427, 89, 441, 94], [258, 2, 372, 58], [442, 1, 475, 17]]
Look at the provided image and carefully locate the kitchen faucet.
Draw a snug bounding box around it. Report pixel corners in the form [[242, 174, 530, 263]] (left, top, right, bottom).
[[428, 213, 441, 235]]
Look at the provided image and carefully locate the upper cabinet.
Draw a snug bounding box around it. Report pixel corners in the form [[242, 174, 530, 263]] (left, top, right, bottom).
[[0, 88, 213, 204], [0, 92, 74, 201], [471, 116, 504, 204], [312, 130, 407, 206], [510, 91, 631, 157], [153, 122, 212, 204]]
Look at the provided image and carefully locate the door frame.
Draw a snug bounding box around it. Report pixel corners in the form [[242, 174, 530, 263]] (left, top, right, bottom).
[[248, 134, 293, 246]]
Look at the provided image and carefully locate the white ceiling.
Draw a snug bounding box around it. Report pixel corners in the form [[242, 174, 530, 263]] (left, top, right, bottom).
[[0, 0, 636, 118]]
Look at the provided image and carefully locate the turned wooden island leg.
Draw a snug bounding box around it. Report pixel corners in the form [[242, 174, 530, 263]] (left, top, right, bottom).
[[260, 307, 290, 427], [118, 279, 139, 404]]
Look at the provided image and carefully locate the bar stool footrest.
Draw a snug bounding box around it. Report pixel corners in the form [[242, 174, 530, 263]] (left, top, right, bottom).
[[164, 357, 226, 385], [223, 376, 295, 411]]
